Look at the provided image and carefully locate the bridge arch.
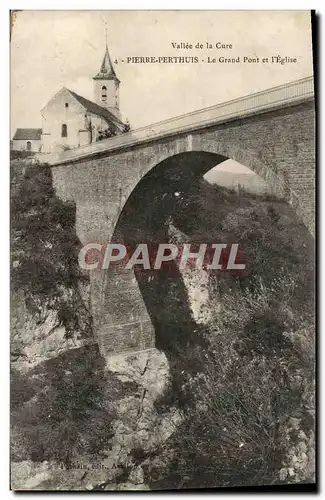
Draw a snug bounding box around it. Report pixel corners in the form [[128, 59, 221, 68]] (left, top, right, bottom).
[[94, 148, 308, 358], [115, 147, 301, 241], [48, 79, 314, 357]]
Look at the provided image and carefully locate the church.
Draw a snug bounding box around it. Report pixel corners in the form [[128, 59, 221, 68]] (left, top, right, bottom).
[[13, 44, 128, 154]]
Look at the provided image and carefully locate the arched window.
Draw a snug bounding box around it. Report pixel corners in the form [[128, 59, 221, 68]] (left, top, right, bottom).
[[26, 141, 31, 151], [61, 124, 67, 138], [101, 86, 107, 102]]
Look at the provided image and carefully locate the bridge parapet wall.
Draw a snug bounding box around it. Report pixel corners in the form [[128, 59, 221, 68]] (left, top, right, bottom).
[[46, 76, 314, 167]]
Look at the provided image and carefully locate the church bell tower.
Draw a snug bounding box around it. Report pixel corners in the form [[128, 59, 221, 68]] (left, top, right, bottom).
[[93, 43, 121, 119]]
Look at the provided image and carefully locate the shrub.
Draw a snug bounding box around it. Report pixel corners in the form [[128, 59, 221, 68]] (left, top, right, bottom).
[[96, 127, 117, 141], [11, 162, 92, 339], [11, 346, 120, 466], [128, 182, 315, 489], [144, 271, 315, 489]]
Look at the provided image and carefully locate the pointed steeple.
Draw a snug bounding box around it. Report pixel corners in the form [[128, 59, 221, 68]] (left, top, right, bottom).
[[92, 39, 121, 117], [93, 44, 119, 82]]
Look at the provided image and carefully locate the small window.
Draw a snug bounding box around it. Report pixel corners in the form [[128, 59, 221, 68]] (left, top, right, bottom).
[[101, 86, 107, 102], [61, 124, 67, 138], [26, 141, 31, 151], [65, 102, 69, 108]]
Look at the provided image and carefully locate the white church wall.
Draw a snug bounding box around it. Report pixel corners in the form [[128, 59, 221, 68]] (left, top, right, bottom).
[[12, 139, 42, 152], [39, 47, 124, 153], [87, 113, 112, 143], [78, 130, 90, 147], [41, 88, 88, 153]]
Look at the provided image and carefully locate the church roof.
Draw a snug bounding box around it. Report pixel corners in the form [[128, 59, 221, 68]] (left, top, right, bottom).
[[67, 89, 124, 128], [12, 128, 42, 140], [93, 45, 119, 82]]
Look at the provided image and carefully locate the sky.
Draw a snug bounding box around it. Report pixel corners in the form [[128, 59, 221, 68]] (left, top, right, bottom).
[[11, 10, 313, 140]]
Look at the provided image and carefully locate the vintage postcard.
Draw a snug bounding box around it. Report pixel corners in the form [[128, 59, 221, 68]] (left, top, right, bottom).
[[10, 10, 316, 491]]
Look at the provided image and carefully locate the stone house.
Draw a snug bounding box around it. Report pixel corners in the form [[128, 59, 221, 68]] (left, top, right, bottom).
[[12, 128, 42, 152]]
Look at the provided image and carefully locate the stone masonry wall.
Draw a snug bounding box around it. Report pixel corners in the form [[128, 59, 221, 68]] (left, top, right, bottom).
[[51, 99, 315, 356], [193, 101, 315, 233]]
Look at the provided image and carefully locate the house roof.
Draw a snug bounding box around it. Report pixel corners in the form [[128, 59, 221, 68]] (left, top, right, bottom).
[[12, 128, 42, 140], [67, 89, 125, 129], [93, 45, 119, 82]]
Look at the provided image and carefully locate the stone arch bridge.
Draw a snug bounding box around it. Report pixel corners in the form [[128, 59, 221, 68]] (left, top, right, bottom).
[[47, 76, 315, 357]]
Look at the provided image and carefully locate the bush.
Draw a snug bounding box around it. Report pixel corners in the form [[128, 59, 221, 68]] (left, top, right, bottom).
[[96, 127, 117, 141], [11, 346, 120, 466], [143, 270, 315, 489], [127, 183, 315, 489], [11, 162, 92, 339]]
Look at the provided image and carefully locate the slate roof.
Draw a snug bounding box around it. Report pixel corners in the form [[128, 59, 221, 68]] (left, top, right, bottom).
[[93, 46, 119, 82], [12, 128, 42, 140], [67, 89, 125, 129]]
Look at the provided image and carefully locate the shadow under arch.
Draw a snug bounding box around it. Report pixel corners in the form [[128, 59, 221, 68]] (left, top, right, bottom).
[[114, 151, 227, 240], [108, 150, 289, 374], [97, 148, 314, 398], [109, 152, 228, 373], [111, 142, 310, 238]]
